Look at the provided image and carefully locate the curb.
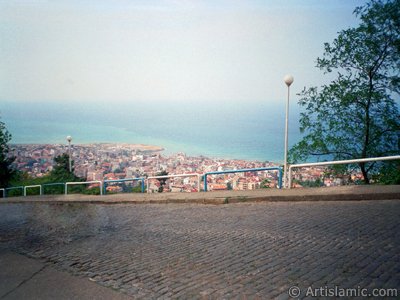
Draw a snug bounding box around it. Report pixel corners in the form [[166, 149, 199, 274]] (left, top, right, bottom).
[[1, 187, 399, 205]]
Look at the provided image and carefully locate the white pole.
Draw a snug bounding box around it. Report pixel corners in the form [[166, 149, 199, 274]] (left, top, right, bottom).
[[67, 136, 72, 173], [283, 75, 294, 188]]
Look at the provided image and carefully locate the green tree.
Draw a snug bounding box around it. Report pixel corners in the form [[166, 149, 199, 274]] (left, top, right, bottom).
[[289, 0, 400, 184], [156, 170, 168, 193], [50, 154, 88, 194], [260, 179, 271, 189], [132, 184, 144, 193], [0, 118, 16, 189], [374, 161, 400, 184], [51, 153, 78, 182]]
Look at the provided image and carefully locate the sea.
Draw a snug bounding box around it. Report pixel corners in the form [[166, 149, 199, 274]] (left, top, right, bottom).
[[1, 100, 303, 163]]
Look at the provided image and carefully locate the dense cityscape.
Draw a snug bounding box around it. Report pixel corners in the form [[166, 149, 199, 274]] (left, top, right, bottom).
[[10, 143, 364, 193]]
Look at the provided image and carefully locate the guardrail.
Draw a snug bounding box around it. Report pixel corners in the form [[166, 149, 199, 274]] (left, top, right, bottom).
[[288, 155, 400, 189], [0, 167, 282, 198], [5, 156, 396, 197], [65, 180, 103, 195], [42, 183, 67, 195], [203, 167, 283, 191], [146, 173, 202, 193], [4, 186, 24, 198], [24, 185, 42, 196], [103, 178, 145, 194]]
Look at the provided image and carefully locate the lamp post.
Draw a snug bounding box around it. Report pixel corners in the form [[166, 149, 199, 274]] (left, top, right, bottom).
[[283, 74, 294, 188], [66, 135, 72, 173]]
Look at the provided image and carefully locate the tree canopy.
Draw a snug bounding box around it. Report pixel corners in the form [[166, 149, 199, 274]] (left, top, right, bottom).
[[289, 0, 400, 183], [156, 170, 169, 193], [50, 153, 78, 182], [0, 118, 16, 188]]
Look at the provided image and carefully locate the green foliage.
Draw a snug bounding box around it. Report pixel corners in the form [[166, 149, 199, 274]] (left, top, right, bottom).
[[156, 170, 168, 193], [51, 153, 77, 182], [289, 0, 400, 184], [260, 179, 271, 189], [48, 154, 84, 193], [106, 182, 145, 194], [374, 161, 400, 184], [295, 178, 324, 188], [7, 153, 86, 196], [132, 184, 144, 193], [323, 165, 351, 181], [42, 183, 66, 195], [0, 117, 16, 188], [81, 187, 101, 195]]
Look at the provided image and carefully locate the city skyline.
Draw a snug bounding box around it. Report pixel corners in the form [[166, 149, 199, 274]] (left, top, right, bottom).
[[10, 142, 358, 193]]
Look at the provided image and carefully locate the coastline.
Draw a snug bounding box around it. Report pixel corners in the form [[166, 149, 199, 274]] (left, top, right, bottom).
[[10, 143, 282, 188], [11, 142, 165, 153], [81, 143, 165, 153], [10, 142, 280, 163], [3, 101, 299, 163]]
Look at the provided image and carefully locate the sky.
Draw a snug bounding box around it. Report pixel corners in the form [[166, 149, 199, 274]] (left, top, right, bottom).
[[0, 0, 369, 104]]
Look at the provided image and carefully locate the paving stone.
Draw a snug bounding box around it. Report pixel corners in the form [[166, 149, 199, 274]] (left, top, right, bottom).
[[1, 200, 400, 299]]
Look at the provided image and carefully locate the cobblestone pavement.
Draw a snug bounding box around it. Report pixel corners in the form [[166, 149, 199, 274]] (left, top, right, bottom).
[[1, 200, 400, 299]]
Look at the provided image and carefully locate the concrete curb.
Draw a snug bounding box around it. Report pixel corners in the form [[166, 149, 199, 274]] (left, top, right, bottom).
[[1, 185, 399, 205]]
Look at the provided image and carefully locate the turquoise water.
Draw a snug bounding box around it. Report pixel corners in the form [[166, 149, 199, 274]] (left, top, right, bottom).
[[1, 100, 302, 163]]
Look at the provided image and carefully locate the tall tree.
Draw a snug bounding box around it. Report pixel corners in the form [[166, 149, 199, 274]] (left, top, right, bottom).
[[51, 153, 76, 182], [0, 118, 16, 188], [290, 0, 400, 184], [156, 170, 168, 193]]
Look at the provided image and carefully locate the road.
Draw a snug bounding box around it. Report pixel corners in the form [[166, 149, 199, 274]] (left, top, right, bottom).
[[1, 200, 399, 299]]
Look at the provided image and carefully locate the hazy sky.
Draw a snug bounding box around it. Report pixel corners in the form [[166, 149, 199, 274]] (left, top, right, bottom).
[[1, 0, 368, 104]]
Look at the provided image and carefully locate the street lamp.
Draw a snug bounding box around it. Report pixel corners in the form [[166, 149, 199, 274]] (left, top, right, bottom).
[[66, 135, 72, 173], [283, 74, 294, 188]]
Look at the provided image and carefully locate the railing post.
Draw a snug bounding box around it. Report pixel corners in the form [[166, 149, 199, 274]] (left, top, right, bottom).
[[197, 174, 201, 192], [24, 185, 42, 196], [204, 174, 208, 192], [99, 181, 103, 196], [278, 167, 283, 189], [141, 179, 145, 193], [103, 182, 107, 195]]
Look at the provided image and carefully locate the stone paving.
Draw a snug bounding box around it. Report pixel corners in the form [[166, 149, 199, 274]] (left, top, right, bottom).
[[1, 200, 400, 299]]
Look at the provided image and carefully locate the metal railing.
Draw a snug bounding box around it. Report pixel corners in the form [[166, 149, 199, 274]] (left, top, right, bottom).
[[203, 167, 283, 191], [5, 156, 397, 197], [288, 155, 400, 189], [65, 180, 103, 195], [103, 178, 145, 194], [4, 186, 24, 198], [24, 185, 42, 196], [146, 173, 202, 193], [42, 183, 67, 195]]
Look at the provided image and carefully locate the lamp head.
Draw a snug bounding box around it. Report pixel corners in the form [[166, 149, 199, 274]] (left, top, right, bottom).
[[66, 136, 72, 143], [284, 74, 294, 87]]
